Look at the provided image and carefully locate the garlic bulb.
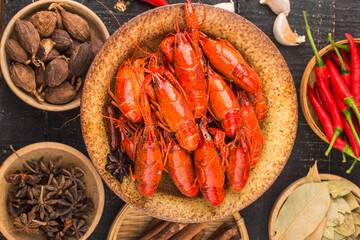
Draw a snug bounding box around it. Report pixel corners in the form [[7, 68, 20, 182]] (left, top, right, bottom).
[[260, 0, 290, 16], [214, 0, 235, 13], [273, 13, 305, 46]]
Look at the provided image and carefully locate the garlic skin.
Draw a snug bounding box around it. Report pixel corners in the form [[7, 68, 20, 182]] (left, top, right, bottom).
[[260, 0, 290, 16], [273, 13, 305, 46], [214, 0, 235, 13]]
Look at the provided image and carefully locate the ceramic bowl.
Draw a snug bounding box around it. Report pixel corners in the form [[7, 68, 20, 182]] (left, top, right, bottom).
[[0, 0, 109, 111], [81, 4, 298, 222], [0, 142, 105, 240], [300, 39, 360, 143]]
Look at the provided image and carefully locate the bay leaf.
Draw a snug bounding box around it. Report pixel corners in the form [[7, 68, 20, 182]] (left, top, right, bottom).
[[334, 231, 346, 240], [334, 213, 355, 237], [305, 162, 322, 184], [327, 199, 340, 227], [355, 225, 360, 237], [274, 182, 331, 240], [306, 217, 327, 240], [328, 181, 354, 198], [336, 198, 351, 214], [352, 212, 360, 225], [344, 193, 359, 211], [339, 213, 345, 225], [323, 226, 334, 239]]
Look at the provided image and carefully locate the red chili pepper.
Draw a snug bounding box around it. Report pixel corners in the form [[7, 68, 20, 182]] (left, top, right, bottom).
[[328, 35, 351, 52], [103, 104, 119, 153], [329, 52, 352, 78], [139, 0, 168, 7], [303, 12, 330, 89], [329, 34, 352, 88], [345, 34, 360, 110], [314, 82, 330, 114], [308, 85, 355, 157], [340, 49, 351, 72], [353, 115, 360, 133], [323, 56, 360, 124], [317, 72, 343, 155], [342, 114, 360, 157], [313, 83, 324, 107]]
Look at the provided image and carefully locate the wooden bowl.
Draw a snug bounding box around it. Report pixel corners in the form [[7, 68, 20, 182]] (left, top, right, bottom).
[[0, 142, 105, 240], [300, 39, 360, 143], [81, 4, 298, 222], [268, 173, 360, 239], [107, 204, 249, 240], [0, 0, 109, 111]]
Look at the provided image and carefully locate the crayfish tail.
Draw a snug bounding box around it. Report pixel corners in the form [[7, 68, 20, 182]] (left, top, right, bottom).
[[201, 187, 225, 206]]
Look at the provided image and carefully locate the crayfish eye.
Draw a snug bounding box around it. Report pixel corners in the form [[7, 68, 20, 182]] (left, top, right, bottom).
[[234, 140, 239, 147]]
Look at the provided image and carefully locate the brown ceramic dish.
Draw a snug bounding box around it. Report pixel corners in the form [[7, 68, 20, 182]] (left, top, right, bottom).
[[0, 142, 105, 240], [81, 4, 298, 222], [0, 0, 109, 111], [268, 173, 360, 239], [300, 39, 360, 143]]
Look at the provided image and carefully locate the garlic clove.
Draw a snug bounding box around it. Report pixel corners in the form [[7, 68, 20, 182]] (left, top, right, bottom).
[[214, 0, 235, 13], [260, 0, 290, 16], [273, 13, 305, 46]]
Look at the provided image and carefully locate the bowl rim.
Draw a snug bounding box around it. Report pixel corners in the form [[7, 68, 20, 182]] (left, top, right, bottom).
[[268, 173, 360, 239], [81, 3, 297, 222], [0, 0, 110, 112], [300, 39, 360, 143], [0, 142, 105, 240]]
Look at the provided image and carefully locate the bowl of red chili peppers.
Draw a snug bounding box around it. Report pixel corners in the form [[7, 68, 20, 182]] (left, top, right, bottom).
[[300, 12, 360, 173]]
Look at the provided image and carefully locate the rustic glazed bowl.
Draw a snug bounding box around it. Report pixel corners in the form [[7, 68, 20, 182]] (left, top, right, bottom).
[[300, 39, 360, 143], [268, 173, 360, 239], [81, 4, 298, 222], [0, 0, 110, 111], [0, 142, 105, 240]]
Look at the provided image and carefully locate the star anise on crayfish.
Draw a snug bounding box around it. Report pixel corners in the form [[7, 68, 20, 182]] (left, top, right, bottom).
[[105, 149, 132, 183]]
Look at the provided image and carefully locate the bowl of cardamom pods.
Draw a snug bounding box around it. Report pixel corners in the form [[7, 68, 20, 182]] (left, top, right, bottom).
[[0, 0, 109, 111], [0, 142, 105, 240]]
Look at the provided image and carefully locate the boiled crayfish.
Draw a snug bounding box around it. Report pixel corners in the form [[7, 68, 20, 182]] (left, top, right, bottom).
[[104, 0, 266, 206]]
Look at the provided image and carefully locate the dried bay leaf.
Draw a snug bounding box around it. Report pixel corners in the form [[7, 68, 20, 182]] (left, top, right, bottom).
[[334, 213, 355, 237], [305, 161, 322, 184], [337, 198, 351, 214], [323, 226, 334, 239], [306, 217, 326, 240], [328, 181, 354, 198], [355, 225, 360, 237], [327, 199, 340, 227], [334, 231, 346, 240], [344, 193, 359, 211], [274, 183, 331, 240], [352, 212, 360, 225]]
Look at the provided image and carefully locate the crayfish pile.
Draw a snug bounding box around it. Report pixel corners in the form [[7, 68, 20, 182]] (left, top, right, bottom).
[[104, 0, 266, 206]]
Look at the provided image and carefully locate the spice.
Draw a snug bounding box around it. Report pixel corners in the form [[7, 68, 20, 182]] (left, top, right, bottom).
[[44, 81, 77, 104], [69, 43, 94, 77], [36, 38, 56, 62], [58, 6, 90, 42], [35, 66, 45, 89], [63, 39, 81, 57], [105, 150, 131, 183], [14, 20, 40, 63], [46, 48, 60, 62], [90, 37, 104, 55], [45, 58, 69, 87], [5, 157, 94, 239], [29, 11, 57, 37], [10, 62, 36, 93], [5, 39, 30, 64], [55, 10, 63, 29], [51, 28, 73, 51]]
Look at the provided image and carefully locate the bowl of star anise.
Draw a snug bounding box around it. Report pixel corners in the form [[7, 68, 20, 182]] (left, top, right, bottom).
[[0, 142, 105, 240]]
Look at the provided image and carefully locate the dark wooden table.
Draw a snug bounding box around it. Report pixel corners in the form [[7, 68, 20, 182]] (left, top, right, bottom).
[[1, 0, 360, 239]]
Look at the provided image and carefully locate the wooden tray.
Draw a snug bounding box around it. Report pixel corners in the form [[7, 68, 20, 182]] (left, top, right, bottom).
[[268, 173, 360, 239], [107, 204, 249, 240]]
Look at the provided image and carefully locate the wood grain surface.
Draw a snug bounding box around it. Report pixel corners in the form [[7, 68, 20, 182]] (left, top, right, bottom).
[[1, 0, 360, 239]]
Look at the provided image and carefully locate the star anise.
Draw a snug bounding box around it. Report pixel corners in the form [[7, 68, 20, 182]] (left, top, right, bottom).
[[13, 212, 41, 234], [40, 216, 60, 238], [70, 218, 88, 239], [105, 150, 131, 183], [57, 185, 83, 218], [46, 175, 71, 197], [5, 172, 40, 187], [7, 190, 27, 217], [61, 166, 85, 190], [27, 186, 58, 220]]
